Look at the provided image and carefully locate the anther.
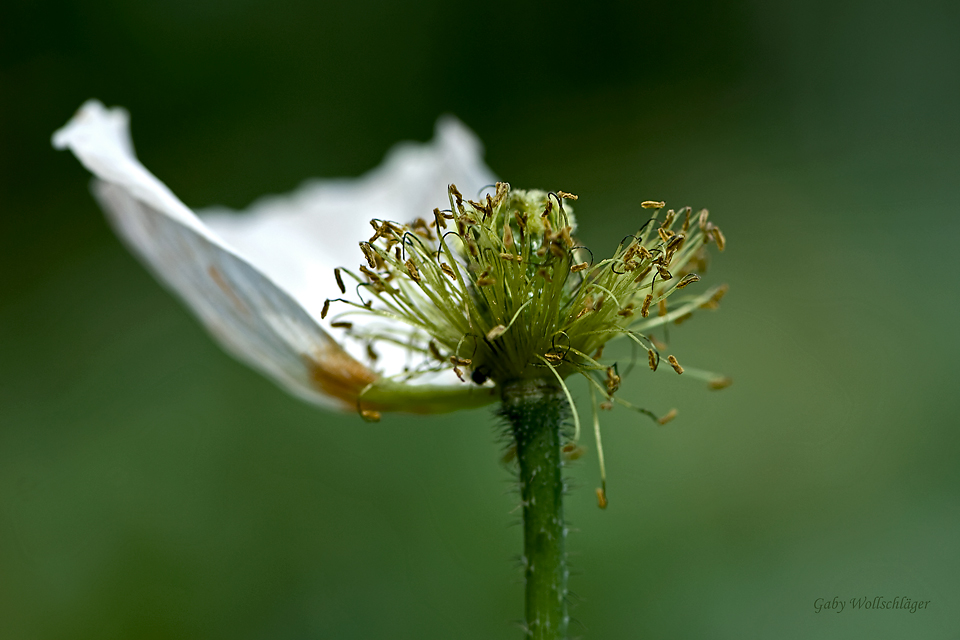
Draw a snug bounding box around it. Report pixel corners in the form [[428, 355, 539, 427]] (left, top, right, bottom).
[[477, 273, 496, 286], [641, 200, 665, 209], [661, 210, 676, 230], [708, 377, 733, 390], [562, 443, 585, 461], [711, 226, 726, 251], [360, 242, 378, 268], [605, 367, 620, 394], [595, 487, 608, 509], [360, 409, 382, 422], [656, 265, 673, 280], [640, 294, 653, 317], [440, 263, 456, 280], [571, 262, 589, 272], [667, 355, 684, 374], [666, 233, 685, 251], [487, 325, 507, 340], [330, 321, 353, 329], [700, 284, 728, 309], [321, 299, 331, 319], [658, 299, 668, 317], [633, 264, 653, 283], [677, 273, 700, 288], [514, 210, 527, 235], [334, 268, 346, 294], [404, 259, 421, 283], [658, 409, 678, 425], [648, 350, 658, 371], [433, 207, 447, 230], [557, 191, 579, 201], [450, 356, 472, 366]]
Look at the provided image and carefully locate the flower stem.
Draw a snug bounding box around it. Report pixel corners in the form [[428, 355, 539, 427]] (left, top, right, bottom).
[[501, 379, 569, 639]]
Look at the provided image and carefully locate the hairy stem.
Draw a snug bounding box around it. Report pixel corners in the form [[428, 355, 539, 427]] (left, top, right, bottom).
[[501, 379, 569, 639]]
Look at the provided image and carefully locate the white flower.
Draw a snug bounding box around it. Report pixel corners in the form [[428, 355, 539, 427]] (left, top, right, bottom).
[[53, 100, 500, 416]]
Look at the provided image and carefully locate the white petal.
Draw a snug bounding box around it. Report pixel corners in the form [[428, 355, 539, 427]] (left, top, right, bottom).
[[197, 116, 497, 324], [53, 100, 377, 410]]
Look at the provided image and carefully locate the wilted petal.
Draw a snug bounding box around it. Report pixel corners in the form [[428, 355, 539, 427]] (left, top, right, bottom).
[[53, 100, 379, 410]]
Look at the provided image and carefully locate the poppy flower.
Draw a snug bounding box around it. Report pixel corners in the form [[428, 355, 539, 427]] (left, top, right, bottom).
[[54, 101, 727, 426]]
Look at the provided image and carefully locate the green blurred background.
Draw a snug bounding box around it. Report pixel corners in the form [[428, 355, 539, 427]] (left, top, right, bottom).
[[2, 0, 959, 638]]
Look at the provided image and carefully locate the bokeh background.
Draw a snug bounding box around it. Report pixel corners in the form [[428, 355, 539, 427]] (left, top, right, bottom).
[[2, 1, 959, 638]]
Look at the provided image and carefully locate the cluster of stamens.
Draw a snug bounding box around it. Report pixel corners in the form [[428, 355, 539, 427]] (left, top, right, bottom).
[[325, 182, 729, 505]]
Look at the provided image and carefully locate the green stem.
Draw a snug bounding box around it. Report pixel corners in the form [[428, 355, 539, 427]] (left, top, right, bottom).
[[501, 379, 569, 639]]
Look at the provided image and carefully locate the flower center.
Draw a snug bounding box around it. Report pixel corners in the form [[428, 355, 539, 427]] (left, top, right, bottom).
[[325, 182, 725, 390]]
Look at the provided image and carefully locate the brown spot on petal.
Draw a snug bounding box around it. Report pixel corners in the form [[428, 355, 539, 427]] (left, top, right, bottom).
[[304, 348, 378, 410]]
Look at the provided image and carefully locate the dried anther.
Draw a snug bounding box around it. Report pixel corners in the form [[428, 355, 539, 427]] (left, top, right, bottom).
[[658, 409, 678, 425], [667, 355, 684, 374]]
